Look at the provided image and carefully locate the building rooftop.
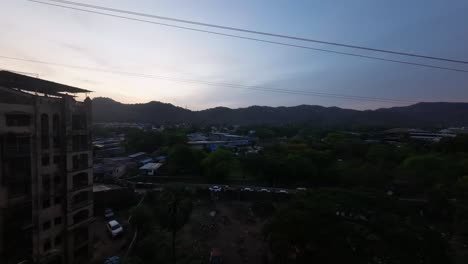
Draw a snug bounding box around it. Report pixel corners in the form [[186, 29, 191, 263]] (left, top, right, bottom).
[[128, 152, 147, 159], [0, 70, 91, 95], [139, 162, 163, 170], [93, 184, 124, 192]]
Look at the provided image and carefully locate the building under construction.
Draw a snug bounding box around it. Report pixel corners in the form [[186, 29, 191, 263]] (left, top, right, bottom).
[[0, 71, 94, 264]]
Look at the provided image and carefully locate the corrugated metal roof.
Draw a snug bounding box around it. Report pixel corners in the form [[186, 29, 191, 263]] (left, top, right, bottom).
[[128, 152, 146, 158], [0, 70, 91, 94], [139, 162, 163, 170]]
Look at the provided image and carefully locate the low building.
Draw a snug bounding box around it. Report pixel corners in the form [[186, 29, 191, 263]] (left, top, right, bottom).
[[209, 132, 249, 141], [382, 128, 456, 142], [128, 152, 153, 165], [139, 162, 163, 176], [187, 132, 208, 141], [188, 140, 251, 151], [93, 157, 134, 182], [93, 136, 125, 158]]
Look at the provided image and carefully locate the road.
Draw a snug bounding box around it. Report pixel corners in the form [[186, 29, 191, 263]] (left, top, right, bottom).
[[133, 181, 303, 194]]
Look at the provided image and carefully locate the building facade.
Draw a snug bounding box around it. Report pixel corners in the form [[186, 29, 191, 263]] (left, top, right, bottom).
[[0, 71, 94, 264]]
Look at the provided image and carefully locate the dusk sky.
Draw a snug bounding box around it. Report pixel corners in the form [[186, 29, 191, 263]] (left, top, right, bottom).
[[1, 0, 468, 110]]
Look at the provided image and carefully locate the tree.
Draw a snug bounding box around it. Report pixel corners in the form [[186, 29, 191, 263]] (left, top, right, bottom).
[[202, 149, 237, 182], [125, 130, 164, 153], [136, 229, 171, 263], [400, 153, 459, 188], [153, 187, 193, 264], [168, 144, 206, 175], [130, 204, 155, 234], [264, 189, 451, 264], [455, 175, 468, 203]]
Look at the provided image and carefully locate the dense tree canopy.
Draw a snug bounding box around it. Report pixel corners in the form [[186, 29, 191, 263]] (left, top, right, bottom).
[[264, 189, 451, 264], [202, 149, 238, 182], [168, 144, 206, 175]]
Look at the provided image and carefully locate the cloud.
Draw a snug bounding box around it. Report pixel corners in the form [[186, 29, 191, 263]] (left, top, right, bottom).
[[58, 42, 111, 67]]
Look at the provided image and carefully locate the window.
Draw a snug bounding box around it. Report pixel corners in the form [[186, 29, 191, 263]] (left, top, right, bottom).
[[72, 172, 88, 189], [53, 155, 61, 165], [72, 135, 88, 151], [73, 209, 89, 225], [54, 174, 61, 185], [43, 220, 51, 231], [5, 156, 31, 197], [72, 191, 89, 207], [54, 217, 62, 226], [43, 199, 50, 209], [41, 114, 49, 149], [41, 155, 50, 166], [6, 113, 31, 126], [54, 196, 62, 205], [42, 174, 50, 190], [43, 239, 51, 252], [52, 114, 60, 148], [72, 114, 87, 130], [55, 235, 62, 247], [72, 154, 88, 171]]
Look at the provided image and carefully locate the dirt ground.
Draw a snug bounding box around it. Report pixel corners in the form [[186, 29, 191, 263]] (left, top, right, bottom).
[[90, 215, 133, 264], [178, 199, 269, 264]]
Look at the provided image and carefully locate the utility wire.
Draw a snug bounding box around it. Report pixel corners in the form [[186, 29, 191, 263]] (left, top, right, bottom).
[[0, 55, 417, 104], [38, 0, 468, 64], [28, 0, 468, 73]]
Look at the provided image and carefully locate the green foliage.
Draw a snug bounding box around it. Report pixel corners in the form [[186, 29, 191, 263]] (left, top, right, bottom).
[[125, 129, 190, 154], [132, 229, 171, 263], [202, 149, 238, 182], [168, 144, 206, 175], [264, 189, 451, 264], [455, 175, 468, 203], [146, 186, 193, 264], [130, 204, 155, 234], [399, 153, 459, 187], [125, 130, 165, 153], [93, 126, 114, 137], [436, 135, 468, 153]]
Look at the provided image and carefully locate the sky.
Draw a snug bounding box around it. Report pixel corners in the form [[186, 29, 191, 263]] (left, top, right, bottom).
[[1, 0, 468, 110]]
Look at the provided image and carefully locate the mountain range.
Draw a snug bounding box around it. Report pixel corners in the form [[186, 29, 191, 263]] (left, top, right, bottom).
[[92, 97, 468, 128]]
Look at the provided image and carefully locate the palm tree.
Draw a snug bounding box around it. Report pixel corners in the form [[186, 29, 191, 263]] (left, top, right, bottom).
[[155, 186, 193, 264]]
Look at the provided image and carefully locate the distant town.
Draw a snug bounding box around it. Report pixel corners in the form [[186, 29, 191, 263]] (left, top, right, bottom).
[[2, 72, 468, 264]]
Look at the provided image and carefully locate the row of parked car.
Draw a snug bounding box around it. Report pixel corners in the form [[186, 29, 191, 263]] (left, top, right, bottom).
[[208, 185, 307, 194], [104, 208, 124, 238]]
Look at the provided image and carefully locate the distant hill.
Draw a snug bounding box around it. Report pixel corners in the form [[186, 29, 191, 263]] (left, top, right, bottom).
[[92, 97, 468, 128]]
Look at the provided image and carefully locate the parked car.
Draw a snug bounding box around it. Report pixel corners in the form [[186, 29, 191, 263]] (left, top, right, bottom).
[[209, 185, 223, 192], [296, 187, 307, 191], [277, 189, 289, 194], [257, 188, 271, 193], [104, 208, 115, 219], [104, 256, 121, 264], [107, 220, 123, 238], [210, 248, 223, 264], [241, 187, 254, 192]]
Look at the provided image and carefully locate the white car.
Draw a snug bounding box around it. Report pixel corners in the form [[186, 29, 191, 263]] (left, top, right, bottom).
[[257, 188, 271, 193], [209, 185, 222, 192], [107, 220, 123, 238], [296, 187, 307, 191], [277, 189, 288, 194], [104, 208, 114, 219], [241, 187, 254, 192]]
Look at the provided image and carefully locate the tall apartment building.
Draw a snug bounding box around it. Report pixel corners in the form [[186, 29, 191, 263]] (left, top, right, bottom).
[[0, 71, 94, 264]]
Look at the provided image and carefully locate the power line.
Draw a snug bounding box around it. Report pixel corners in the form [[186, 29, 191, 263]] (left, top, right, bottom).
[[27, 0, 468, 74], [0, 55, 418, 104], [38, 0, 468, 65]]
